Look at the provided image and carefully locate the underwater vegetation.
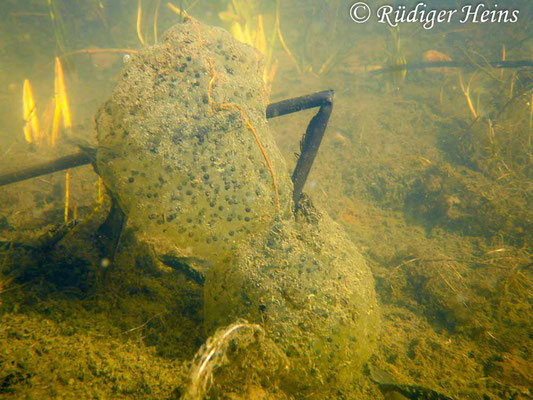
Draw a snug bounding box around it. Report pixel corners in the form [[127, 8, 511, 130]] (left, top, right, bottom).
[[0, 0, 532, 399]]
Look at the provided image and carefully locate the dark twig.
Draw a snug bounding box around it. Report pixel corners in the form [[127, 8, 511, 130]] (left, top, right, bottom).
[[369, 59, 533, 75], [0, 151, 92, 187], [268, 90, 334, 204], [1, 92, 335, 208], [266, 90, 333, 118]]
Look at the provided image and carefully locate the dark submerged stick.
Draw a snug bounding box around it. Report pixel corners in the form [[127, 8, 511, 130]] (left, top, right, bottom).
[[369, 59, 533, 75], [266, 90, 333, 118], [1, 92, 335, 208], [267, 90, 334, 204], [0, 151, 92, 187]]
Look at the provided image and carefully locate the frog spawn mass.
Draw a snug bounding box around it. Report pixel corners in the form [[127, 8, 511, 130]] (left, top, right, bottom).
[[96, 18, 379, 398], [96, 17, 292, 264]]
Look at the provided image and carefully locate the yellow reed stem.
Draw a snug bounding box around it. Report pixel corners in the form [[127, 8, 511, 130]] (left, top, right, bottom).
[[154, 0, 161, 43], [167, 2, 188, 19], [229, 22, 246, 43], [458, 73, 477, 119], [166, 2, 179, 14], [64, 170, 70, 223], [51, 57, 71, 146], [22, 79, 39, 143], [137, 0, 146, 46], [55, 57, 71, 129], [464, 91, 477, 119], [255, 14, 266, 55]]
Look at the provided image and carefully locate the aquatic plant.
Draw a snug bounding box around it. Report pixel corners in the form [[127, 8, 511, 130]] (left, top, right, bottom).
[[385, 27, 407, 87], [51, 57, 71, 146], [21, 57, 71, 148], [458, 72, 479, 119], [47, 0, 69, 56], [22, 79, 39, 144], [218, 0, 280, 90]]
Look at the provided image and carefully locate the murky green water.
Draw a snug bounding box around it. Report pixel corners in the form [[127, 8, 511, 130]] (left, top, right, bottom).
[[0, 1, 531, 399]]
